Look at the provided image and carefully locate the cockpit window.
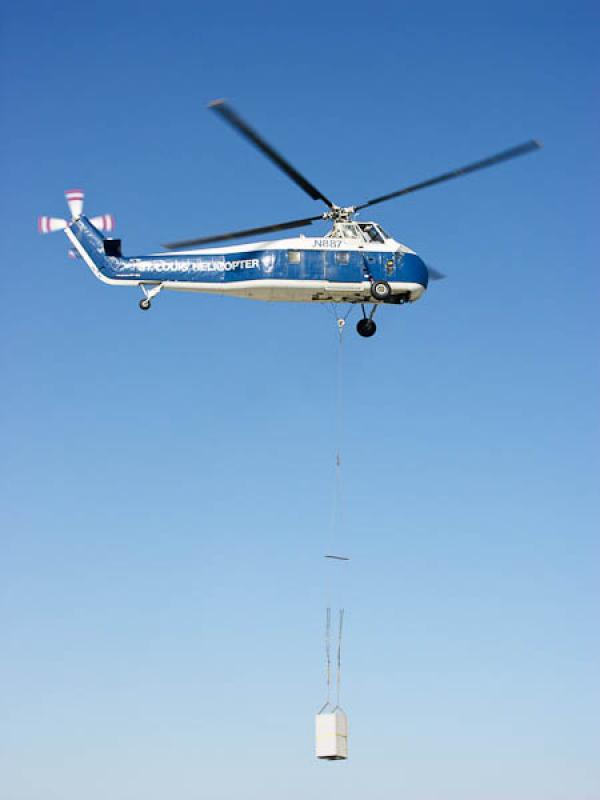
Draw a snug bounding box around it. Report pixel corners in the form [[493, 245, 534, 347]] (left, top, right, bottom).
[[358, 223, 386, 243], [326, 221, 389, 242]]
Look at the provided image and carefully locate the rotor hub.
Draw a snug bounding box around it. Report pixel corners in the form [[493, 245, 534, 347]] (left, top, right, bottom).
[[324, 205, 356, 223]]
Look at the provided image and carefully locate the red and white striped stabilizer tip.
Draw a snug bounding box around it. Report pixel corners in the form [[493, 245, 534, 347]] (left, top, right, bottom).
[[65, 188, 85, 219]]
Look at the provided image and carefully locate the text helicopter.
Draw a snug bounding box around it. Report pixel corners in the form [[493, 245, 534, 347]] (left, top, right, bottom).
[[39, 100, 541, 337]]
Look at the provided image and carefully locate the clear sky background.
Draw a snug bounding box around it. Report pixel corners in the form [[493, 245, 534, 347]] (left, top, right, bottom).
[[1, 2, 599, 799]]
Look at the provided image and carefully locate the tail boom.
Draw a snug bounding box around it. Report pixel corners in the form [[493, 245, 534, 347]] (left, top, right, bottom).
[[64, 217, 127, 285]]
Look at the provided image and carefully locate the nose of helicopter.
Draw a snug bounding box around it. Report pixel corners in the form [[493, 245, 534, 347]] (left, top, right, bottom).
[[395, 251, 430, 288]]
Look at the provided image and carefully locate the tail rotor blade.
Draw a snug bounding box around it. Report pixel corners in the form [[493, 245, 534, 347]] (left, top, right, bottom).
[[65, 188, 84, 218], [38, 216, 67, 234], [90, 214, 115, 232]]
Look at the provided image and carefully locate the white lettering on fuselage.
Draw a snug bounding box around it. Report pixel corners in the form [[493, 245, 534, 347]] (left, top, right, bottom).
[[130, 258, 260, 274], [312, 239, 341, 248]]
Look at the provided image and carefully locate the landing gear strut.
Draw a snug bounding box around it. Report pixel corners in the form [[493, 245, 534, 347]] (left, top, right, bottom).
[[356, 304, 378, 337], [138, 283, 163, 311]]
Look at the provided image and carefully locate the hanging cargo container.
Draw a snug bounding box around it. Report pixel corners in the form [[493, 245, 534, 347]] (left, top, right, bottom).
[[315, 704, 348, 760]]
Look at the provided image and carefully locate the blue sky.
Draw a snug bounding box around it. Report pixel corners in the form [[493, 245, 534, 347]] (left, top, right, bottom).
[[1, 1, 599, 798]]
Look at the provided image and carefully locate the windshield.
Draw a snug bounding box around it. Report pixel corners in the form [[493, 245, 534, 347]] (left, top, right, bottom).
[[358, 223, 386, 243]]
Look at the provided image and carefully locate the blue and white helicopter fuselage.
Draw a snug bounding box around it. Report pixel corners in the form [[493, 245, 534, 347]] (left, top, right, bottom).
[[42, 101, 539, 336], [65, 216, 429, 307]]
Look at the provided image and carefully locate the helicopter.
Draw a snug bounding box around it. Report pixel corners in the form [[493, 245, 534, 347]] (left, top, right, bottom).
[[39, 101, 541, 337]]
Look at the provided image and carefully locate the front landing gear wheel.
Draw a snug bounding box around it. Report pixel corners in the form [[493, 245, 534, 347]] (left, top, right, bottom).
[[356, 318, 377, 338], [371, 280, 392, 301], [139, 298, 151, 311]]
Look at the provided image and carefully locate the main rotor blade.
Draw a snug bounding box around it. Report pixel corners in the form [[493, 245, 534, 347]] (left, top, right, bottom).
[[426, 265, 447, 281], [356, 139, 542, 210], [209, 99, 334, 208], [163, 215, 323, 249]]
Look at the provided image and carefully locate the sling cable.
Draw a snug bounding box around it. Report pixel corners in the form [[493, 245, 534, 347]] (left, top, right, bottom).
[[316, 307, 351, 761]]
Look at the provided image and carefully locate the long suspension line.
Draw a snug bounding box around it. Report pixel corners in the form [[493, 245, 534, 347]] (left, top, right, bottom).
[[321, 307, 351, 710], [316, 311, 351, 763], [325, 304, 353, 561]]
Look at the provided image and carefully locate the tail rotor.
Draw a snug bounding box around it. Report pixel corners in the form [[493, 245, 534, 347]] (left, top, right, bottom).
[[38, 189, 115, 236]]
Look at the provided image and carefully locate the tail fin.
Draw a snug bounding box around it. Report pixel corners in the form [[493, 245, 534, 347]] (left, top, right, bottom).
[[64, 216, 124, 281]]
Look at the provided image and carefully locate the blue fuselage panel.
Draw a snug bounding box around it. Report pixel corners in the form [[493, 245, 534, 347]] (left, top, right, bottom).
[[69, 218, 429, 288]]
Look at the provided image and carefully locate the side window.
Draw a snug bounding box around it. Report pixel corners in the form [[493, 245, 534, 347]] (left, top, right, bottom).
[[288, 250, 302, 264], [335, 252, 350, 265]]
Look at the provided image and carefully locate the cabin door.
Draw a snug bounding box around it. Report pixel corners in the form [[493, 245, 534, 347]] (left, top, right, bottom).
[[325, 250, 364, 283]]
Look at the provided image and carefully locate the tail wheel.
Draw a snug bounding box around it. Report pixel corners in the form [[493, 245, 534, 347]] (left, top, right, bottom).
[[371, 280, 392, 301], [356, 318, 377, 338]]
